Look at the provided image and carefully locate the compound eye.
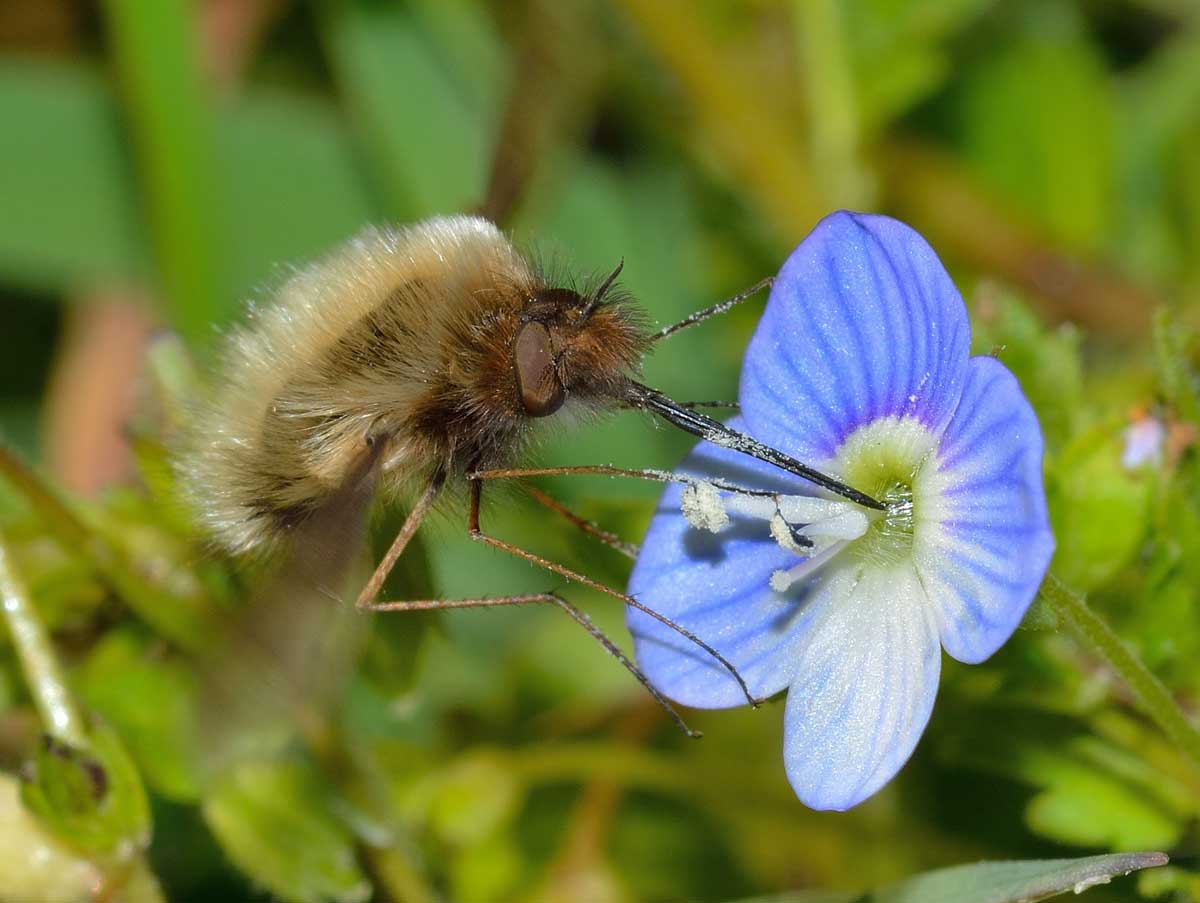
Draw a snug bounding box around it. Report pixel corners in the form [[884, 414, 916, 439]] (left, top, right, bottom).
[[514, 321, 565, 417]]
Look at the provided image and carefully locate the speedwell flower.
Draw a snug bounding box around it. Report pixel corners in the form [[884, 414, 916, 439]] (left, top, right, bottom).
[[627, 211, 1054, 811]]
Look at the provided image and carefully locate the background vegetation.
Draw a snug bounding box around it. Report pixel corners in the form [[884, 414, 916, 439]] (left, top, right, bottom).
[[0, 0, 1198, 900]]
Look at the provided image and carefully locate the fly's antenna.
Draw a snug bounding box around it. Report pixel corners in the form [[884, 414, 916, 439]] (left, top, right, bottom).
[[652, 276, 773, 343], [624, 381, 885, 510], [576, 258, 625, 324]]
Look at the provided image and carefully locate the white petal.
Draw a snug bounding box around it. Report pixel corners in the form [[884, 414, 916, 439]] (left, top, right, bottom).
[[783, 561, 941, 810]]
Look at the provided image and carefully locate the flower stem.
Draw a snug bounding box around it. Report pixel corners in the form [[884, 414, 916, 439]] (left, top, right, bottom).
[[1039, 573, 1200, 767], [0, 533, 87, 747]]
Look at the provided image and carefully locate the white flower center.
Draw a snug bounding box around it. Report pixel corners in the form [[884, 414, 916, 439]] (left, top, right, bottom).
[[834, 417, 938, 570]]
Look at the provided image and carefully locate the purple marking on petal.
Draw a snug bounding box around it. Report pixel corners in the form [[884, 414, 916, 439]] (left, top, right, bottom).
[[740, 212, 971, 463], [628, 215, 1054, 812], [745, 350, 843, 444], [919, 356, 1054, 664]]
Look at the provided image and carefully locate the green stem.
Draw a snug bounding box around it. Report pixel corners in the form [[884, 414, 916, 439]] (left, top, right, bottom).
[[1040, 573, 1200, 767], [0, 444, 91, 551], [0, 534, 87, 746], [102, 0, 225, 346]]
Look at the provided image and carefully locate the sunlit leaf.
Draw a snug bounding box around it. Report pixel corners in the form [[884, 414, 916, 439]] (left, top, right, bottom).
[[730, 851, 1168, 902], [416, 751, 520, 846], [20, 718, 151, 856], [449, 831, 523, 903]]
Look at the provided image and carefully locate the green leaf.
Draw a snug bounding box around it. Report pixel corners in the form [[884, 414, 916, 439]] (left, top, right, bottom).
[[75, 628, 202, 802], [1048, 425, 1151, 591], [1152, 307, 1200, 425], [321, 0, 495, 219], [850, 0, 995, 135], [874, 852, 1168, 903], [0, 59, 144, 292], [406, 0, 508, 109], [937, 709, 1187, 850], [958, 14, 1115, 250], [1137, 863, 1200, 901], [730, 852, 1168, 903], [20, 718, 151, 856], [424, 752, 519, 846], [1114, 34, 1200, 284], [216, 91, 375, 325], [449, 831, 523, 903], [202, 759, 371, 903], [1133, 481, 1200, 680], [1023, 758, 1182, 850], [0, 59, 378, 341]]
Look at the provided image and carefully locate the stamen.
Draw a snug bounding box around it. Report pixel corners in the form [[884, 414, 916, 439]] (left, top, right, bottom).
[[678, 484, 869, 552], [680, 481, 730, 533], [769, 542, 846, 593], [770, 512, 811, 553]]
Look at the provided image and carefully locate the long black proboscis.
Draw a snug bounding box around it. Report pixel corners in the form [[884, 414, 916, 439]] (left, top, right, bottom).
[[627, 382, 885, 511]]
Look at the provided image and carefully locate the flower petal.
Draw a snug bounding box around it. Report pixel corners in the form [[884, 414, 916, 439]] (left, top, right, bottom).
[[783, 561, 941, 810], [918, 356, 1055, 663], [628, 425, 819, 708], [741, 211, 972, 463]]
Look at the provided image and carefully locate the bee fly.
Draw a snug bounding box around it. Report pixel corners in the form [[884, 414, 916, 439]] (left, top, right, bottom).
[[180, 215, 882, 736]]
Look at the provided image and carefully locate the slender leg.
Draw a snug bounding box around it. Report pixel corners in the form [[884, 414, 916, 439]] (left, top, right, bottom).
[[355, 473, 444, 609], [470, 464, 776, 499], [468, 477, 762, 707], [353, 474, 704, 736], [365, 590, 700, 738], [651, 276, 772, 343], [522, 484, 638, 560]]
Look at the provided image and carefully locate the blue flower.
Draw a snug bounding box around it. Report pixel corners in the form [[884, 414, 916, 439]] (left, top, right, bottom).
[[628, 211, 1054, 810]]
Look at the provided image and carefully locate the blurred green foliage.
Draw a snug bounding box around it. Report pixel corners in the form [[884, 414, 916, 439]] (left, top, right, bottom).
[[0, 0, 1198, 901]]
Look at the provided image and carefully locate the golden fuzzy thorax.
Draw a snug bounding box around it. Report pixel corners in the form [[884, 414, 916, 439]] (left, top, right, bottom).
[[180, 216, 650, 555]]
